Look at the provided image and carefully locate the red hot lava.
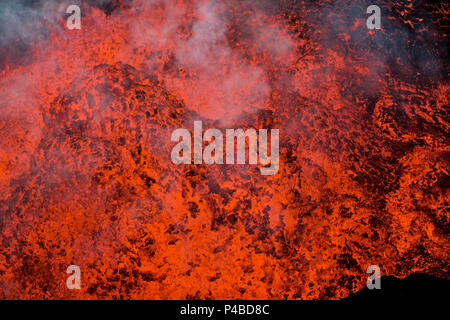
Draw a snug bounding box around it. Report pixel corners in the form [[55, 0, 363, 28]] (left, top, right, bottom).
[[0, 0, 448, 299]]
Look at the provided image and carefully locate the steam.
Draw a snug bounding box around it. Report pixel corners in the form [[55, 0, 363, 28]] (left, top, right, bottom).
[[124, 0, 301, 123], [0, 0, 69, 48]]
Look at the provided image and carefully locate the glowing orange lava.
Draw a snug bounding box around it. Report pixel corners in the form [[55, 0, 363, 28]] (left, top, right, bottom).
[[0, 0, 448, 299]]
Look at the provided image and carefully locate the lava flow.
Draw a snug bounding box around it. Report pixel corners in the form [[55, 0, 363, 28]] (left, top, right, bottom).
[[0, 0, 448, 299]]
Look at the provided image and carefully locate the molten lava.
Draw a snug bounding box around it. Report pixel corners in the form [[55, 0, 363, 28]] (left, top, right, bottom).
[[0, 0, 448, 299]]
